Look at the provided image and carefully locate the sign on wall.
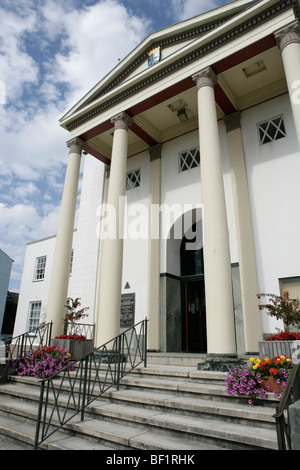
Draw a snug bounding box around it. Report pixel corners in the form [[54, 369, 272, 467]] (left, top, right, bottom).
[[120, 293, 135, 327]]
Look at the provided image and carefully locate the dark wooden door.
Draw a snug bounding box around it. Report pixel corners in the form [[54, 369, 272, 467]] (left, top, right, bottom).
[[184, 280, 206, 352]]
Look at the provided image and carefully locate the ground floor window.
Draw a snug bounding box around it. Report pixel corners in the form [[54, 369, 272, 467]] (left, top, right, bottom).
[[28, 301, 42, 330]]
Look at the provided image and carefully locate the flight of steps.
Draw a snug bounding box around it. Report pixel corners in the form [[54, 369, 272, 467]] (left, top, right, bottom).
[[0, 353, 280, 451]]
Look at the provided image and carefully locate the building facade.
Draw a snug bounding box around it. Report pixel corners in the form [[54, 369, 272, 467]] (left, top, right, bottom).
[[14, 0, 300, 357]]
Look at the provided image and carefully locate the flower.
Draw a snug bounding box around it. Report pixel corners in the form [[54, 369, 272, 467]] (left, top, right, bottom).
[[226, 355, 294, 405], [12, 345, 74, 379], [257, 292, 300, 333], [63, 297, 89, 338]]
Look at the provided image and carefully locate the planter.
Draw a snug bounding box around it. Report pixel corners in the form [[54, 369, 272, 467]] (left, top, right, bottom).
[[261, 376, 283, 394], [259, 340, 300, 363], [50, 338, 93, 361]]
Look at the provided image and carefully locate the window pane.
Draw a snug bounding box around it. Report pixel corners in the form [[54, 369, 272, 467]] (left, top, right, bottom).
[[179, 148, 200, 172], [258, 116, 286, 145], [28, 302, 41, 330]]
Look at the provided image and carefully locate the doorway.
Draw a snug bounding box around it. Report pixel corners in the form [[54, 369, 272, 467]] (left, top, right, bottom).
[[182, 279, 206, 352], [180, 223, 207, 352]]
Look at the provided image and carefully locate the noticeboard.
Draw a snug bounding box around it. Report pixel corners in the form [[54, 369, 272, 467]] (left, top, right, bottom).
[[120, 293, 135, 327]]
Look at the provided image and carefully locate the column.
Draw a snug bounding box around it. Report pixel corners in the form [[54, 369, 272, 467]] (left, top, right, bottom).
[[275, 20, 300, 148], [192, 67, 236, 356], [46, 137, 85, 338], [147, 144, 162, 350], [95, 112, 132, 347], [224, 112, 262, 353]]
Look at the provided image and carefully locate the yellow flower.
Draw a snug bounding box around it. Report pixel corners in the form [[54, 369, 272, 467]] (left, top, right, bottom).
[[286, 358, 291, 362], [249, 357, 255, 362], [253, 365, 258, 370]]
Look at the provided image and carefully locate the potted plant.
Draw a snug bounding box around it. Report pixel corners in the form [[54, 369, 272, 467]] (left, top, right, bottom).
[[51, 298, 93, 361], [225, 355, 294, 405], [12, 345, 75, 379], [257, 292, 300, 362]]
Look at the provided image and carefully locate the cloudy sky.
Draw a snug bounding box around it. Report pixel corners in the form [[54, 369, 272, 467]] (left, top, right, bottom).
[[0, 0, 232, 291]]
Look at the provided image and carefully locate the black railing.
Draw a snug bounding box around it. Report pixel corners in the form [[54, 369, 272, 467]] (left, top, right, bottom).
[[0, 322, 53, 384], [64, 322, 95, 340], [273, 363, 300, 450], [34, 319, 148, 450]]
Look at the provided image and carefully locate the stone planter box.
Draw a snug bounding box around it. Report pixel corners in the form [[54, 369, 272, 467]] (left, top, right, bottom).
[[50, 339, 93, 361], [259, 340, 300, 363]]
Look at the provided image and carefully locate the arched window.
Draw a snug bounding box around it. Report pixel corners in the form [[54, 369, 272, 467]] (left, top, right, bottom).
[[180, 224, 204, 277]]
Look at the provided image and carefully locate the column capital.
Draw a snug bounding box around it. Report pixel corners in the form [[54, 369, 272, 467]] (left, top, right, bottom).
[[192, 66, 217, 90], [224, 112, 241, 133], [67, 137, 86, 155], [274, 20, 300, 52], [111, 112, 133, 131], [149, 143, 162, 162]]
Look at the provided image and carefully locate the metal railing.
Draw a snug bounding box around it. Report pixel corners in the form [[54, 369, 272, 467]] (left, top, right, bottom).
[[0, 322, 53, 384], [34, 319, 148, 450], [273, 363, 300, 450], [64, 322, 95, 340]]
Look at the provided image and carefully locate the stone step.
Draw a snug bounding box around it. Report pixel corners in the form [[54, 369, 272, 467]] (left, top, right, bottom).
[[0, 390, 277, 450], [0, 361, 280, 451]]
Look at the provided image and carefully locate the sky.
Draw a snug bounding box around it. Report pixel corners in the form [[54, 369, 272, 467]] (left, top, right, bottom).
[[0, 0, 233, 292]]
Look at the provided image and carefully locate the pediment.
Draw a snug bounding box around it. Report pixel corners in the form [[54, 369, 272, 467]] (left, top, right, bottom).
[[60, 0, 258, 123]]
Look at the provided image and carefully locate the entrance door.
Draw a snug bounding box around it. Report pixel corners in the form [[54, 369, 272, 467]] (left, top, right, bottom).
[[183, 280, 206, 352]]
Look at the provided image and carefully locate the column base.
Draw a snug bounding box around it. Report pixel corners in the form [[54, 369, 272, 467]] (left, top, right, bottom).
[[197, 353, 245, 372]]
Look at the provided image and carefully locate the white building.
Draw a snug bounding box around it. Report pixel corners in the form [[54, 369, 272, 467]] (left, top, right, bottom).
[[14, 0, 300, 359]]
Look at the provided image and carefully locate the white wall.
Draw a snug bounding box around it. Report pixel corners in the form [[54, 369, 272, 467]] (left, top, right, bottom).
[[241, 94, 300, 333], [14, 154, 105, 337], [13, 235, 57, 337], [68, 155, 105, 324], [121, 151, 150, 324]]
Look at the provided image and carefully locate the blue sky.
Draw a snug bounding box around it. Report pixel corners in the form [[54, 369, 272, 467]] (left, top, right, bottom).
[[0, 0, 232, 291]]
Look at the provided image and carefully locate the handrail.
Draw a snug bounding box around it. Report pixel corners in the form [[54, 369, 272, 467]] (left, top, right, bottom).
[[0, 322, 53, 384], [34, 319, 148, 450], [273, 363, 300, 450]]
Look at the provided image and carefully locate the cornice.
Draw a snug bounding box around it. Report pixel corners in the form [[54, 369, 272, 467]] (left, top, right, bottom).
[[66, 0, 297, 132]]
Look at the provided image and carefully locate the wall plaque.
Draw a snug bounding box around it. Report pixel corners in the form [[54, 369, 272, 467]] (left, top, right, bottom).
[[120, 293, 135, 327]]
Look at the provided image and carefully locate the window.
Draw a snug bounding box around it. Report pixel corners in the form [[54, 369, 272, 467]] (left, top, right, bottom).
[[34, 256, 46, 281], [258, 116, 286, 145], [126, 169, 141, 190], [179, 148, 200, 172], [28, 302, 42, 330]]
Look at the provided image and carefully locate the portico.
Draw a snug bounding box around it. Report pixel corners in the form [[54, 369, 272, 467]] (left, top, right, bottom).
[[46, 0, 300, 357]]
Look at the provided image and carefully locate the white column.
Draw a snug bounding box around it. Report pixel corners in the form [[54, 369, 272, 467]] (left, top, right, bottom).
[[275, 20, 300, 148], [192, 67, 236, 355], [95, 112, 132, 347], [147, 144, 161, 351], [224, 112, 262, 353], [46, 137, 85, 338]]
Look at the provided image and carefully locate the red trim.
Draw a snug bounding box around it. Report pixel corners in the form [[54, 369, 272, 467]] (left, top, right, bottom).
[[130, 122, 158, 146], [83, 143, 111, 165], [214, 83, 236, 115], [212, 35, 276, 75], [80, 120, 114, 141], [79, 34, 277, 153], [127, 76, 195, 117]]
